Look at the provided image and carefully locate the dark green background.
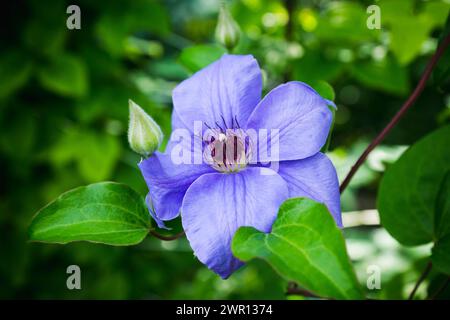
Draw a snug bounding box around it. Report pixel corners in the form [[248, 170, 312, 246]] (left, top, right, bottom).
[[0, 0, 449, 299]]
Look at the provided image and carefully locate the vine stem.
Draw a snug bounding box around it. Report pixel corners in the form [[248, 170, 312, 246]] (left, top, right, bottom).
[[409, 262, 432, 300], [339, 34, 450, 193], [149, 230, 185, 241], [283, 0, 296, 82], [284, 0, 295, 41], [286, 283, 324, 299]]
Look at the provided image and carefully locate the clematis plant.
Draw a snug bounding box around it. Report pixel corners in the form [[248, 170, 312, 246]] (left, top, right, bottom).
[[25, 1, 450, 300], [28, 51, 355, 299], [23, 3, 450, 299], [139, 54, 340, 278], [27, 40, 450, 299]]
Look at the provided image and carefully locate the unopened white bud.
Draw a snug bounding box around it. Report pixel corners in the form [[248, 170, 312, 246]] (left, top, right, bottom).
[[215, 4, 240, 51], [128, 100, 163, 157]]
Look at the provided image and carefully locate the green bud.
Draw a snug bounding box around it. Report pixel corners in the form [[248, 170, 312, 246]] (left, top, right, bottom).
[[128, 99, 163, 157], [215, 4, 240, 51]]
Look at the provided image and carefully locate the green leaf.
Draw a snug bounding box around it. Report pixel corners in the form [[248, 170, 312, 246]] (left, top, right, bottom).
[[379, 0, 450, 65], [432, 14, 450, 87], [350, 56, 409, 96], [378, 0, 417, 22], [232, 198, 364, 300], [378, 125, 450, 246], [37, 54, 88, 98], [77, 132, 122, 183], [29, 182, 150, 245], [432, 234, 450, 275], [315, 2, 378, 43], [422, 1, 450, 30], [0, 109, 36, 159], [388, 17, 432, 65], [95, 0, 170, 57], [0, 51, 32, 99], [310, 80, 335, 101], [435, 172, 450, 240], [293, 52, 344, 84], [23, 17, 67, 57], [429, 171, 450, 279], [178, 44, 227, 73], [49, 129, 121, 183], [379, 0, 449, 65]]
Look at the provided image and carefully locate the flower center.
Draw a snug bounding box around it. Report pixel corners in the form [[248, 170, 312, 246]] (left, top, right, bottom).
[[203, 129, 251, 173]]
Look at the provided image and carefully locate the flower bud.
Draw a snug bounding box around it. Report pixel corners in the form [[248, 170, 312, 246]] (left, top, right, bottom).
[[215, 4, 240, 51], [128, 99, 163, 157]]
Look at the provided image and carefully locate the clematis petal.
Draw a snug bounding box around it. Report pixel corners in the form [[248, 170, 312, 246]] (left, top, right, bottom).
[[181, 167, 289, 278], [277, 153, 342, 226], [171, 107, 188, 132], [166, 107, 205, 162], [145, 194, 167, 229], [172, 54, 262, 132], [246, 81, 332, 162], [139, 152, 213, 225]]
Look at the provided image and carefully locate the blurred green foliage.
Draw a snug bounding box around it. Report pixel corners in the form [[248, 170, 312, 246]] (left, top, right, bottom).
[[0, 0, 449, 299]]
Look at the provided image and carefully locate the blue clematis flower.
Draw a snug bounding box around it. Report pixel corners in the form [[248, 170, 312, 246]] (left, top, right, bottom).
[[139, 54, 341, 279]]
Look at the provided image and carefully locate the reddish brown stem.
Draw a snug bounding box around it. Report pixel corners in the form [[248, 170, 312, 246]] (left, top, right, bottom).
[[409, 262, 432, 300], [340, 34, 450, 193], [286, 283, 323, 299]]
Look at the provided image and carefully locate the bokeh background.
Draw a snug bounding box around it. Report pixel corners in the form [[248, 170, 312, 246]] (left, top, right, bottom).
[[1, 0, 449, 299]]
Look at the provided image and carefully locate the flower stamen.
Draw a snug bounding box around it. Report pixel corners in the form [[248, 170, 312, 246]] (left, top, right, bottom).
[[203, 120, 251, 173]]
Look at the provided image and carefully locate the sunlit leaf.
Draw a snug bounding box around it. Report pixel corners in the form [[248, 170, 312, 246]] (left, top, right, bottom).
[[379, 0, 448, 65], [49, 129, 121, 183], [77, 132, 122, 183], [315, 2, 378, 43], [422, 1, 450, 29], [389, 17, 432, 65]]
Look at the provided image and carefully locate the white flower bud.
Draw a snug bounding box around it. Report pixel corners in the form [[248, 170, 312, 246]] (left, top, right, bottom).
[[128, 99, 163, 157], [215, 4, 240, 51]]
